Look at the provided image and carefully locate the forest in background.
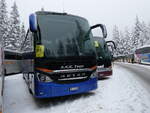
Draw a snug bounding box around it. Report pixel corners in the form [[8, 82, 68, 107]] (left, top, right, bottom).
[[113, 16, 150, 57], [0, 0, 27, 51]]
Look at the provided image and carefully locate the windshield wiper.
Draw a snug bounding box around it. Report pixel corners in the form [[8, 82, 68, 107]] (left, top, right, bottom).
[[20, 29, 29, 51]]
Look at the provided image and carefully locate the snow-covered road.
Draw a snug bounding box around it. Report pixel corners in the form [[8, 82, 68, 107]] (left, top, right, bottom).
[[3, 63, 150, 113], [116, 62, 150, 94]]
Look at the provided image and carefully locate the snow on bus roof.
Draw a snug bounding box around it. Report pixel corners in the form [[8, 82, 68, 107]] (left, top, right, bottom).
[[4, 49, 23, 54], [136, 45, 150, 50], [135, 45, 150, 54]]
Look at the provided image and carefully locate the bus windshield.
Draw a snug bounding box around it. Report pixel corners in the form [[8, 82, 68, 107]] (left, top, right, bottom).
[[93, 37, 106, 58], [36, 12, 95, 58]]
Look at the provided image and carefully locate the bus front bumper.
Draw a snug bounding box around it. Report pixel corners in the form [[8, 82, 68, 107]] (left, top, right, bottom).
[[34, 78, 97, 98], [96, 67, 112, 78]]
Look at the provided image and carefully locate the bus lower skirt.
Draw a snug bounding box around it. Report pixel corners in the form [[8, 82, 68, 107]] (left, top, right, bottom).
[[34, 78, 97, 98]]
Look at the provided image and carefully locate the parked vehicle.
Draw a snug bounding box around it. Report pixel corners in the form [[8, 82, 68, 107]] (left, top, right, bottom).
[[134, 45, 150, 64], [116, 45, 150, 64], [93, 37, 115, 78], [3, 50, 22, 75], [91, 24, 116, 79], [21, 11, 107, 98]]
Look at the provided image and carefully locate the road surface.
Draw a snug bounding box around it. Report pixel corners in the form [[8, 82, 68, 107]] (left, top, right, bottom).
[[3, 63, 150, 113], [116, 62, 150, 94]]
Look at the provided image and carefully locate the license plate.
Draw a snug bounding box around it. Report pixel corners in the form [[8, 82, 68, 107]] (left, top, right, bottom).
[[70, 87, 79, 91]]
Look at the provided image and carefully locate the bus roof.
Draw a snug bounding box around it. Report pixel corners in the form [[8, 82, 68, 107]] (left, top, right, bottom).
[[136, 45, 150, 50], [135, 45, 150, 54], [35, 11, 88, 22], [4, 49, 22, 54]]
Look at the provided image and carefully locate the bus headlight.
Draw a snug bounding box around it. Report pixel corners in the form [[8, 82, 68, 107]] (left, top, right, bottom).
[[38, 73, 52, 82], [90, 72, 97, 78]]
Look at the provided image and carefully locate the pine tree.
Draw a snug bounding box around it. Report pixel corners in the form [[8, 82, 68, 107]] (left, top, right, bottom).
[[112, 17, 150, 57], [132, 16, 142, 49], [20, 23, 26, 51], [118, 31, 128, 56], [8, 2, 21, 50], [124, 28, 133, 54], [140, 21, 149, 46], [112, 25, 120, 56], [0, 0, 9, 46], [146, 23, 150, 45]]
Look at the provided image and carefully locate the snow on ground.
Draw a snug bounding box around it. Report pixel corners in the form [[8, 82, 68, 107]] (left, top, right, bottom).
[[3, 64, 150, 113], [117, 62, 150, 70]]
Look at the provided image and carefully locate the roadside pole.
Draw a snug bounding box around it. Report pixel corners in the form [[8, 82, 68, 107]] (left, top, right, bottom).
[[0, 44, 4, 113]]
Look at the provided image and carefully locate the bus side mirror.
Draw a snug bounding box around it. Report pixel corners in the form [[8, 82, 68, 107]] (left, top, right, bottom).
[[90, 24, 107, 38], [106, 41, 116, 49], [106, 41, 116, 55], [29, 13, 37, 32]]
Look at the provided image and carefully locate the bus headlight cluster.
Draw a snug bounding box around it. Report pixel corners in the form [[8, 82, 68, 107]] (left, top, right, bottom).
[[38, 73, 52, 82], [90, 72, 97, 78]]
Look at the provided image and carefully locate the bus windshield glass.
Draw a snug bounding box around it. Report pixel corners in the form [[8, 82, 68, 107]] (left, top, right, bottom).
[[36, 13, 95, 58], [93, 37, 106, 58]]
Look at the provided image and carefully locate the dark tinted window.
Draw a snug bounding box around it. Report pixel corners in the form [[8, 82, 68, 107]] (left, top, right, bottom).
[[135, 47, 150, 54], [93, 37, 109, 57], [36, 13, 95, 58]]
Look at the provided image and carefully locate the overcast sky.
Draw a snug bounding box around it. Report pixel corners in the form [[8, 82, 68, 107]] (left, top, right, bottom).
[[6, 0, 150, 39]]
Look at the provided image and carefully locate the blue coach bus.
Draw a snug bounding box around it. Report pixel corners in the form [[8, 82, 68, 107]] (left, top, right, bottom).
[[21, 11, 107, 98], [135, 45, 150, 64]]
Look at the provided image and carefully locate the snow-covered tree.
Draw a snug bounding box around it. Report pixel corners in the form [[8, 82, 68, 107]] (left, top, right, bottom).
[[112, 16, 150, 57], [20, 23, 26, 50], [146, 23, 150, 45], [0, 0, 9, 46], [132, 16, 142, 49], [8, 2, 21, 50], [112, 25, 120, 56], [140, 21, 150, 46], [117, 31, 130, 56], [124, 28, 133, 54]]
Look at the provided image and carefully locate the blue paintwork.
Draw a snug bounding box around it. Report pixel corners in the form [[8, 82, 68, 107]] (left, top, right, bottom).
[[139, 53, 150, 63], [34, 77, 97, 98], [29, 13, 37, 32]]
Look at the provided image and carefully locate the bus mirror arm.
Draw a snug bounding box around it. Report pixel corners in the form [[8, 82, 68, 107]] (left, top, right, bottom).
[[20, 29, 29, 51]]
